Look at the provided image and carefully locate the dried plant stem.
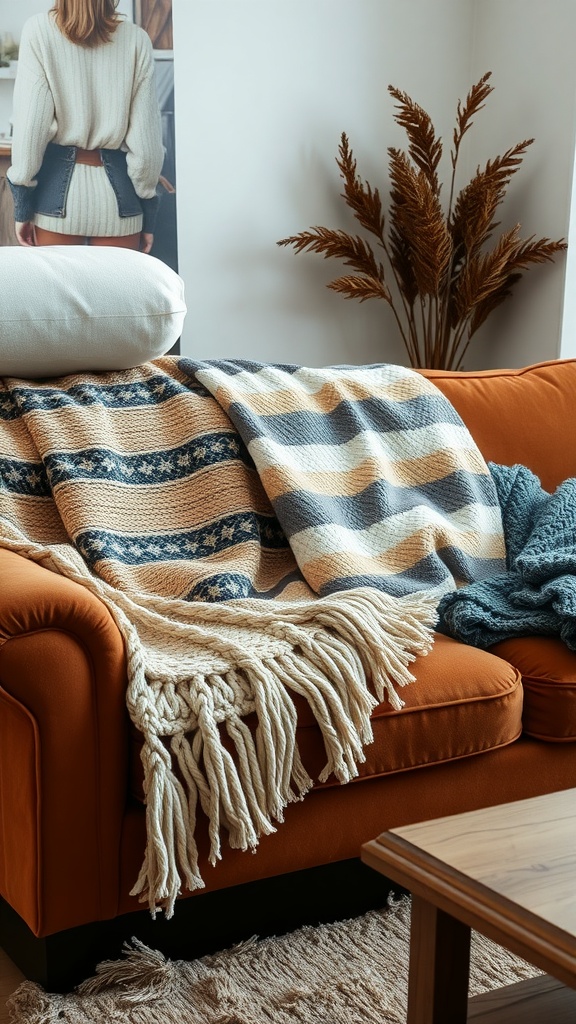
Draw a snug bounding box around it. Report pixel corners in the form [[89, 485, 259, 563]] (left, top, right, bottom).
[[367, 220, 421, 366], [387, 269, 419, 364], [365, 239, 420, 364], [386, 292, 417, 364], [447, 322, 471, 372]]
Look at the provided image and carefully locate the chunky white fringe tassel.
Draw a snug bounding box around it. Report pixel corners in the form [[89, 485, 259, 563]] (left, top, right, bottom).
[[0, 523, 438, 920], [125, 588, 438, 917]]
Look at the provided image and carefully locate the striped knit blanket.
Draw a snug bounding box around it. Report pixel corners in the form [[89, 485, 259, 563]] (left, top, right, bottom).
[[0, 357, 505, 916]]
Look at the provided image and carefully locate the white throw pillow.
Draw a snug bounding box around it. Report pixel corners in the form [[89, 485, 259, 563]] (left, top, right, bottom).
[[0, 245, 187, 378]]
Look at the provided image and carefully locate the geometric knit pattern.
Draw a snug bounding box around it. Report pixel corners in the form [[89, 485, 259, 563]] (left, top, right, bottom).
[[0, 357, 503, 919], [439, 460, 576, 650]]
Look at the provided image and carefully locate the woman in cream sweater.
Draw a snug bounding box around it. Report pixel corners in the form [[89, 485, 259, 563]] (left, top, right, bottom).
[[8, 0, 164, 251]]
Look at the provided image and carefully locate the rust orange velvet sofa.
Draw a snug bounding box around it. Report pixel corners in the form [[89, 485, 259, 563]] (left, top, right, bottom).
[[1, 358, 576, 986]]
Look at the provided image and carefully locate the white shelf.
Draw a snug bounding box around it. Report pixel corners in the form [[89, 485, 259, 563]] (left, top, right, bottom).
[[0, 68, 16, 79]]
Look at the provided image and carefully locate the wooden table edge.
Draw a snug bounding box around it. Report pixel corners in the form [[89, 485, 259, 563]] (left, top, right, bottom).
[[361, 832, 576, 988]]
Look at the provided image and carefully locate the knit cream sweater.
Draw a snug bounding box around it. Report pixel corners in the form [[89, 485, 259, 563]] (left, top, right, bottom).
[[8, 13, 164, 236]]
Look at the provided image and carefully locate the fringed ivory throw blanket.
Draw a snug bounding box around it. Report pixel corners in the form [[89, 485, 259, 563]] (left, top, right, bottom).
[[0, 358, 505, 915]]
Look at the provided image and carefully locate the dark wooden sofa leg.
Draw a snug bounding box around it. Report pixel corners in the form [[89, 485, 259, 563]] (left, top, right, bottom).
[[0, 896, 122, 992]]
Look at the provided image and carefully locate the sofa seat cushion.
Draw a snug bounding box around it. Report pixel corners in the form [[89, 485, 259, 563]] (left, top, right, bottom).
[[298, 632, 522, 785], [129, 633, 522, 803], [490, 636, 576, 741]]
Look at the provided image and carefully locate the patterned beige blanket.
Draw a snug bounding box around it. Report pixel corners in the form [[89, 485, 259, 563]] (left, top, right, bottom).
[[0, 358, 505, 915]]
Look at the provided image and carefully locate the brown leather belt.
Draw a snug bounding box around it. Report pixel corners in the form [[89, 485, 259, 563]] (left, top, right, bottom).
[[75, 147, 103, 166]]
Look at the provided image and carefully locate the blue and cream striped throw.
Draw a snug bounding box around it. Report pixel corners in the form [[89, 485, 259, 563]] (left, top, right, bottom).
[[192, 360, 505, 597], [0, 357, 505, 916]]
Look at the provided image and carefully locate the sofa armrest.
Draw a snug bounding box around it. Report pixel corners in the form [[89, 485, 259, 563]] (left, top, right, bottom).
[[0, 548, 129, 936]]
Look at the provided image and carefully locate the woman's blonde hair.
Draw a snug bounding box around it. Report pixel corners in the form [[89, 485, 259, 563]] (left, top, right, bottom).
[[51, 0, 121, 47]]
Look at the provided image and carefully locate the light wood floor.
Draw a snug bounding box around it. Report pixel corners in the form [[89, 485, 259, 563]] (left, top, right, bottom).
[[0, 948, 25, 1024]]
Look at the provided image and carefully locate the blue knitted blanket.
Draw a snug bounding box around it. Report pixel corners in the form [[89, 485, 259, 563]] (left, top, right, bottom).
[[438, 462, 576, 649]]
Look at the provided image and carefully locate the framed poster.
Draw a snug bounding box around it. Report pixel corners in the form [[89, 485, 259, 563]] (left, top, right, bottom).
[[135, 0, 178, 341], [134, 0, 173, 50]]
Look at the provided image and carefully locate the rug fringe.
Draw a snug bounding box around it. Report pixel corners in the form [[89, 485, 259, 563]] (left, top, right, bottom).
[[6, 982, 56, 1024], [75, 938, 174, 1002]]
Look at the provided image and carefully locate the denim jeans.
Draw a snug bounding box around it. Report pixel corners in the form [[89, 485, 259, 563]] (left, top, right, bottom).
[[9, 143, 159, 233]]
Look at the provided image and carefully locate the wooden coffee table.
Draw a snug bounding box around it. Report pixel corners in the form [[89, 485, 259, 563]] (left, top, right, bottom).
[[361, 788, 576, 1023]]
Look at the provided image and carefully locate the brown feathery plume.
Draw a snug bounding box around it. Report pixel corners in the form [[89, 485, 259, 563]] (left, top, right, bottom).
[[327, 275, 391, 302], [277, 226, 385, 281], [277, 72, 567, 370], [336, 133, 385, 240], [446, 226, 566, 369], [388, 149, 452, 296], [448, 72, 493, 206], [388, 85, 443, 197], [450, 141, 534, 256]]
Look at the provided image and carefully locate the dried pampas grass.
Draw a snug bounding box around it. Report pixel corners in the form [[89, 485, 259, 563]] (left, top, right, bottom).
[[278, 72, 566, 370]]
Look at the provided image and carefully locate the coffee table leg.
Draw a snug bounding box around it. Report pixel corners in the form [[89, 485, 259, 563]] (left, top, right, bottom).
[[407, 895, 471, 1023]]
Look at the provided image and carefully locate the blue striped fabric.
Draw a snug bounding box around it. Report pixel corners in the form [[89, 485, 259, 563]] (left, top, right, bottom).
[[190, 360, 506, 598]]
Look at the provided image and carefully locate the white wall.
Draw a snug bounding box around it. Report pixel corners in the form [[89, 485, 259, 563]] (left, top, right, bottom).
[[468, 0, 576, 368], [561, 149, 576, 359], [172, 0, 576, 369], [172, 0, 474, 365]]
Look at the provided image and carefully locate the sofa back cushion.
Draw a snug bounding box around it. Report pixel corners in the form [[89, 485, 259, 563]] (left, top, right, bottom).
[[489, 635, 576, 742], [423, 360, 576, 492]]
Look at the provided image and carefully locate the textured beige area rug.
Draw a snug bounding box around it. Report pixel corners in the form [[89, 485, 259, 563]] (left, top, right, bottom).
[[8, 896, 541, 1024]]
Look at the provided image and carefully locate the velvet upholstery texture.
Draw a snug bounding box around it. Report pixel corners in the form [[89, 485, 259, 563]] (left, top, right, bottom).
[[0, 549, 128, 934], [491, 636, 576, 741], [424, 361, 576, 491], [119, 738, 576, 916], [1, 358, 576, 938]]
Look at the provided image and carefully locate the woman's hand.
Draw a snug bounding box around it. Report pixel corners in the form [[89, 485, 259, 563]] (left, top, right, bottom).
[[140, 232, 154, 254], [15, 222, 36, 247]]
